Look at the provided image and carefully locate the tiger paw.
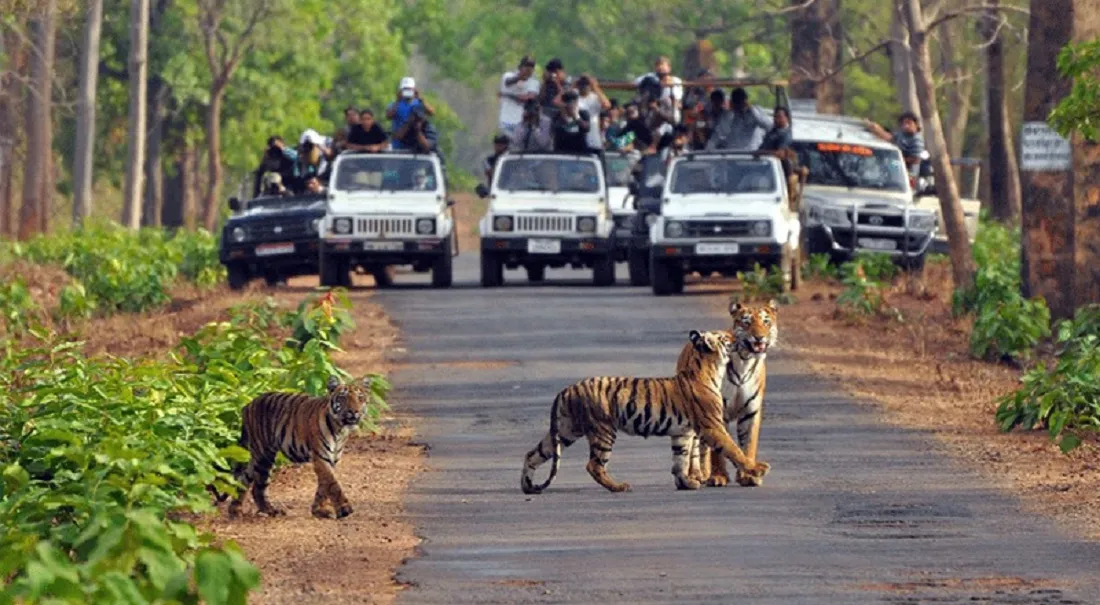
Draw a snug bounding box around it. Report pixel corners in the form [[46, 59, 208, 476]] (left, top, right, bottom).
[[258, 504, 287, 517], [706, 473, 731, 487], [675, 476, 702, 491], [608, 482, 632, 493], [335, 503, 354, 519], [311, 504, 335, 519]]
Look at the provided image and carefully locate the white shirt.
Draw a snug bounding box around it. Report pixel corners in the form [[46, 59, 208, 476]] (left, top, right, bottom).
[[577, 92, 604, 150], [634, 72, 684, 123], [499, 71, 541, 131]]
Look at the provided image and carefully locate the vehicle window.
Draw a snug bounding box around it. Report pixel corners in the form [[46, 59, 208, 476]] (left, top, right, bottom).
[[792, 142, 909, 192], [333, 157, 438, 192], [669, 158, 777, 195], [495, 158, 601, 193], [604, 155, 638, 187]]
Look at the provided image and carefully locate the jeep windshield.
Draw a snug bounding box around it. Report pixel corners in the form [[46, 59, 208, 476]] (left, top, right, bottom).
[[333, 157, 439, 192], [793, 141, 909, 192], [495, 157, 601, 193], [668, 158, 778, 196]]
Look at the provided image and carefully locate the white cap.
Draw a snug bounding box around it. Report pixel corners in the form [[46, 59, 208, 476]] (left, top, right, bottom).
[[299, 128, 326, 146], [400, 76, 416, 90]]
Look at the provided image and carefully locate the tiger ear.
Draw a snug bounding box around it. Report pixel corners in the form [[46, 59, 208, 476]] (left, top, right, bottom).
[[689, 330, 712, 352], [327, 375, 340, 393], [729, 301, 744, 317]]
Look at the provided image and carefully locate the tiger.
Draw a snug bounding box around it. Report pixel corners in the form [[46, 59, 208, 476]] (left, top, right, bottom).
[[678, 300, 778, 488], [212, 375, 371, 519], [520, 329, 770, 494]]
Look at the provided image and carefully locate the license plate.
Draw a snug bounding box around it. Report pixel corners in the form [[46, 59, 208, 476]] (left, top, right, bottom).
[[527, 238, 561, 254], [255, 242, 295, 256], [694, 242, 740, 255], [363, 241, 404, 251], [858, 238, 897, 251]]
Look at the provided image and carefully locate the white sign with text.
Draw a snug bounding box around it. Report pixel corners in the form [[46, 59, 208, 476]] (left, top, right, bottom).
[[1020, 121, 1072, 172]]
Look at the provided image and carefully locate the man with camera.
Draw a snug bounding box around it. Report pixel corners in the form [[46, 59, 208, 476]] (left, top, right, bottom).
[[632, 56, 684, 124], [392, 104, 439, 155], [499, 56, 541, 139], [387, 76, 436, 150], [552, 90, 593, 154], [252, 135, 299, 197], [512, 99, 554, 152]]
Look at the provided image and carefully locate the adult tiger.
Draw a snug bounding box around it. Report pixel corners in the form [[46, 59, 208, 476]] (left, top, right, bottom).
[[211, 375, 371, 519], [520, 329, 770, 494], [678, 300, 777, 488]]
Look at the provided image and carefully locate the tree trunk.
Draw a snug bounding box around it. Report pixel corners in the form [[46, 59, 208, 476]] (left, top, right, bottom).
[[73, 0, 104, 228], [0, 30, 22, 239], [981, 0, 1023, 223], [19, 0, 56, 240], [121, 0, 149, 229], [202, 87, 225, 232], [182, 143, 198, 230], [889, 0, 921, 118], [143, 78, 167, 228], [789, 0, 844, 113], [938, 18, 974, 159], [905, 0, 975, 289]]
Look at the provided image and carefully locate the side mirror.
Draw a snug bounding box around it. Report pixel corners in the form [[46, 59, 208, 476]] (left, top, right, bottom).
[[475, 184, 490, 199], [228, 197, 241, 212]]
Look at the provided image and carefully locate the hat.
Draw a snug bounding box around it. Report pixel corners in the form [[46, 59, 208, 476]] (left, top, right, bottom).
[[400, 76, 416, 98]]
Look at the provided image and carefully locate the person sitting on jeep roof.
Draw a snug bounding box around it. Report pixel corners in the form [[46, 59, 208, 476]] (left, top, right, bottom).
[[758, 106, 801, 207], [484, 134, 510, 184], [539, 58, 567, 120], [706, 87, 772, 151], [253, 136, 299, 197], [261, 171, 294, 197], [512, 99, 554, 152], [605, 103, 636, 152], [332, 106, 359, 154], [622, 102, 654, 152], [552, 89, 593, 154], [499, 56, 541, 138], [864, 111, 925, 174], [297, 129, 334, 185], [345, 109, 388, 154], [387, 76, 435, 149], [574, 75, 611, 151]]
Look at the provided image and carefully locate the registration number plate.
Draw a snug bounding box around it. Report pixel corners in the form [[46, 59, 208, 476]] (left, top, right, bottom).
[[255, 242, 295, 256], [527, 238, 561, 254], [694, 242, 740, 255], [363, 241, 404, 251], [858, 238, 898, 251]]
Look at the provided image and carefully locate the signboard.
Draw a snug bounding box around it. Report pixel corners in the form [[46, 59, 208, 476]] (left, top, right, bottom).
[[1020, 121, 1072, 172], [789, 98, 817, 115]]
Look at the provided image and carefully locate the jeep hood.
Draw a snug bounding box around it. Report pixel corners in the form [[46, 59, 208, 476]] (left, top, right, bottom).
[[662, 194, 784, 219], [234, 198, 326, 219], [327, 190, 441, 215], [802, 185, 913, 209], [489, 192, 608, 215]]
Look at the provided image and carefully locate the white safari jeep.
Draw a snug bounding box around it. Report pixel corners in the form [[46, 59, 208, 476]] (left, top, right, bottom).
[[475, 151, 616, 287], [648, 152, 801, 296], [320, 151, 456, 288]]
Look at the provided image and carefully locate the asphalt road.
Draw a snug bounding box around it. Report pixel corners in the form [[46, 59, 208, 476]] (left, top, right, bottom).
[[377, 255, 1100, 604]]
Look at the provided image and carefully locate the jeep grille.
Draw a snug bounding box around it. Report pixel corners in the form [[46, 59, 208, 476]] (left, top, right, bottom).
[[356, 217, 415, 236], [684, 220, 754, 238], [244, 218, 311, 241], [516, 215, 575, 233]]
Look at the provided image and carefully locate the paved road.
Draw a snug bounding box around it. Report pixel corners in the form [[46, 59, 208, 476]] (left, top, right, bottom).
[[377, 255, 1100, 604]]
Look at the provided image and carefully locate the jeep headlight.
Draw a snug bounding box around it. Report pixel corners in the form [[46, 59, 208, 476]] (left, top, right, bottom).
[[416, 218, 436, 235], [493, 215, 513, 232], [751, 221, 771, 237], [810, 205, 850, 227], [665, 221, 685, 238], [908, 212, 938, 230], [307, 218, 321, 233], [231, 226, 246, 243], [332, 217, 352, 235], [577, 216, 597, 233]]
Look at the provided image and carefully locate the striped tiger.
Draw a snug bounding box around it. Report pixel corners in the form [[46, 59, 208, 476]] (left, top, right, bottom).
[[679, 300, 777, 488], [520, 329, 771, 494], [215, 376, 371, 519]]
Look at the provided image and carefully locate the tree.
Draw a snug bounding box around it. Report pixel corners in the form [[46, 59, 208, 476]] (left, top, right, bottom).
[[196, 0, 276, 232], [73, 0, 105, 227], [905, 0, 975, 288], [0, 29, 24, 238], [789, 0, 844, 113], [980, 0, 1022, 222], [19, 0, 56, 239], [122, 0, 150, 229], [888, 0, 920, 117]]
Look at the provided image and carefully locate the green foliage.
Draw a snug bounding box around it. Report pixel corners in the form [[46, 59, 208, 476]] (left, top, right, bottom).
[[803, 253, 837, 281], [733, 263, 791, 305], [995, 305, 1100, 453], [1049, 39, 1100, 141], [0, 293, 389, 603], [56, 281, 98, 321], [952, 220, 1051, 361], [850, 251, 898, 282], [836, 259, 892, 319], [0, 279, 37, 336]]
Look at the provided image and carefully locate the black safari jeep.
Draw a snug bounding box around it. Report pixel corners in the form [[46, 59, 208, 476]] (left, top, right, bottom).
[[219, 192, 326, 289]]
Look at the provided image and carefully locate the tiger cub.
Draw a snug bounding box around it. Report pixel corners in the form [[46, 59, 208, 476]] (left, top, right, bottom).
[[678, 300, 778, 488], [216, 376, 371, 519], [520, 329, 770, 494]]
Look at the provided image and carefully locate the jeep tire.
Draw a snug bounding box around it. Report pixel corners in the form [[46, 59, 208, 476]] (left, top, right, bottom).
[[227, 262, 249, 291], [480, 251, 504, 288], [320, 253, 350, 289], [592, 254, 616, 287], [525, 264, 545, 283], [650, 252, 684, 296], [431, 236, 454, 288], [370, 266, 394, 288], [627, 248, 650, 286]]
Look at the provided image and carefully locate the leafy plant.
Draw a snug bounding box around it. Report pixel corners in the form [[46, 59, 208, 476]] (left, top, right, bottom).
[[0, 279, 38, 336], [803, 253, 837, 280], [734, 263, 788, 304], [851, 250, 898, 282], [836, 261, 887, 317], [995, 305, 1100, 453], [55, 281, 97, 321]]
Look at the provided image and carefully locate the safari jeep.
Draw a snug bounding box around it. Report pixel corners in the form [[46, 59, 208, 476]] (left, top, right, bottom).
[[320, 151, 456, 288], [787, 112, 939, 270], [648, 152, 801, 296], [476, 151, 616, 287], [219, 191, 326, 290]]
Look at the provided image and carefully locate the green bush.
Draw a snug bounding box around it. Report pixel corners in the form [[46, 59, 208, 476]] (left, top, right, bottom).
[[850, 250, 898, 282], [0, 279, 38, 336], [952, 220, 1050, 361], [803, 253, 837, 280], [734, 263, 786, 303], [0, 292, 389, 603], [836, 260, 890, 319], [995, 305, 1100, 453]]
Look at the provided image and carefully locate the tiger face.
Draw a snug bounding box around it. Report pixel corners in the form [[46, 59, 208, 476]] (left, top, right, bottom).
[[325, 375, 369, 427], [729, 300, 778, 356], [688, 329, 735, 367]]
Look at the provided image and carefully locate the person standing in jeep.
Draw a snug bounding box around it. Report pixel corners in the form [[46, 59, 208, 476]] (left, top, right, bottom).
[[499, 56, 541, 138], [864, 112, 926, 175], [552, 90, 592, 154], [512, 100, 554, 152]]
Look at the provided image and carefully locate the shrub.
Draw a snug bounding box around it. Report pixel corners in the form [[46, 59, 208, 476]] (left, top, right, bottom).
[[850, 250, 898, 282], [803, 253, 837, 281], [734, 263, 785, 303], [995, 305, 1100, 453]]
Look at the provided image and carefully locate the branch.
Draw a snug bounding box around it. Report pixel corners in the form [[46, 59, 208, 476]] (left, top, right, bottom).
[[815, 39, 894, 83], [664, 0, 818, 38], [925, 3, 1029, 33], [219, 1, 270, 84]]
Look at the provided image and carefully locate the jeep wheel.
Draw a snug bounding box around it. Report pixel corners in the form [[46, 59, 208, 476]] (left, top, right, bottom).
[[480, 252, 504, 288], [592, 255, 615, 287], [227, 263, 249, 291], [650, 253, 683, 296], [627, 248, 650, 286], [525, 264, 545, 283], [431, 237, 454, 288], [371, 266, 394, 288]]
